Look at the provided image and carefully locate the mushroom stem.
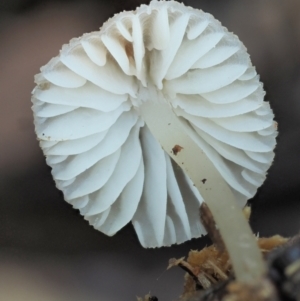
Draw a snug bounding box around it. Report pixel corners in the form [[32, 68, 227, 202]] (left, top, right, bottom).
[[139, 100, 266, 282]]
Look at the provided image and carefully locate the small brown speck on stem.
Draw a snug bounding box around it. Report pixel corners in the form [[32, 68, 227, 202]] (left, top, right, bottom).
[[172, 144, 183, 155]]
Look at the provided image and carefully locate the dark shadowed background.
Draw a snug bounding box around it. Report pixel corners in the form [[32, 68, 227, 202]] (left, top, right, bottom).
[[0, 0, 300, 300]]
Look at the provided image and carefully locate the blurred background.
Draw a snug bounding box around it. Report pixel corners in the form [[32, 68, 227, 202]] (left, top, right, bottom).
[[0, 0, 300, 300]]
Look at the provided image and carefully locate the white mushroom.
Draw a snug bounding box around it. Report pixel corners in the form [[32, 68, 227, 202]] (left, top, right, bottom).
[[32, 0, 277, 281]]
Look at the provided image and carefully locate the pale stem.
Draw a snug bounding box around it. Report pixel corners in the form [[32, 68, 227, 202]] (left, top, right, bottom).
[[139, 101, 266, 282]]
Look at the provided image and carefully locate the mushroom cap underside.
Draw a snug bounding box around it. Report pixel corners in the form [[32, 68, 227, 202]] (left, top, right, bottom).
[[32, 0, 277, 248]]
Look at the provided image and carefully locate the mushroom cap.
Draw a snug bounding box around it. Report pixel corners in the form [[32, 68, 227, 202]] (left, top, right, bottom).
[[32, 0, 277, 248]]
